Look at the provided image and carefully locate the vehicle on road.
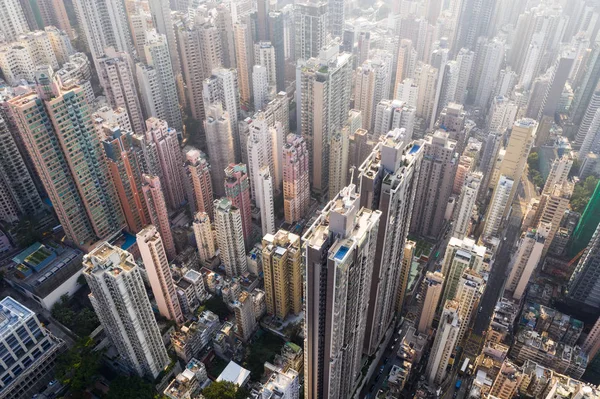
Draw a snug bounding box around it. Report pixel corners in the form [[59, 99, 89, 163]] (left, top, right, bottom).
[[456, 380, 462, 389]]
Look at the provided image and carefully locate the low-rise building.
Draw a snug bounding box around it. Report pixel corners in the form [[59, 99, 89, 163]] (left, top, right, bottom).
[[164, 358, 208, 399], [253, 367, 300, 399], [217, 361, 251, 388], [171, 311, 220, 362]]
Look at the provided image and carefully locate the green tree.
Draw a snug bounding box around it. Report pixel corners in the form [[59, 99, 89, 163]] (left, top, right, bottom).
[[55, 337, 102, 397], [202, 381, 249, 399], [52, 295, 100, 336], [106, 375, 158, 399], [571, 176, 600, 213], [201, 296, 232, 320]]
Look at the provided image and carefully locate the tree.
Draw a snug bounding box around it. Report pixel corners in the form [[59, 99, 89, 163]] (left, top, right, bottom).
[[106, 375, 157, 399], [52, 295, 100, 337], [571, 176, 600, 213], [202, 381, 249, 399], [55, 337, 102, 397]]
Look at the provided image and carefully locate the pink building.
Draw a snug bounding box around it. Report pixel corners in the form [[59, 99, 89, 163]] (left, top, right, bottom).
[[145, 118, 187, 210], [137, 225, 184, 324], [282, 134, 310, 224], [185, 148, 214, 220], [453, 156, 474, 194], [224, 163, 252, 248], [142, 174, 177, 260]]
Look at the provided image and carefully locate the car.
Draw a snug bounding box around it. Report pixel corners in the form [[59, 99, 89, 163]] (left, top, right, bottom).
[[391, 344, 395, 350], [394, 337, 398, 342], [48, 380, 58, 387]]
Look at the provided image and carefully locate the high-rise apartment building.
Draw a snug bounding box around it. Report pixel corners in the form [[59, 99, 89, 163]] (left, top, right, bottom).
[[257, 167, 275, 235], [568, 223, 600, 313], [304, 185, 381, 399], [72, 0, 134, 64], [328, 130, 350, 198], [440, 236, 486, 307], [84, 243, 170, 378], [185, 149, 213, 219], [233, 291, 257, 342], [145, 118, 186, 210], [233, 21, 254, 106], [297, 42, 352, 197], [97, 48, 145, 134], [282, 134, 310, 224], [175, 17, 222, 122], [8, 78, 123, 248], [534, 181, 573, 256], [473, 37, 505, 108], [138, 31, 183, 131], [410, 130, 458, 238], [0, 116, 43, 224], [253, 65, 270, 111], [454, 269, 484, 344], [506, 223, 550, 301], [262, 230, 302, 319], [224, 163, 252, 247], [203, 68, 241, 159], [358, 129, 423, 355], [100, 121, 150, 234], [294, 2, 327, 61], [327, 0, 344, 38], [393, 39, 417, 95], [0, 296, 66, 399], [490, 119, 537, 216], [0, 0, 29, 42], [142, 175, 177, 260], [583, 317, 600, 361], [247, 116, 275, 201], [214, 198, 247, 277], [415, 63, 439, 128], [417, 271, 445, 335], [373, 99, 416, 138], [148, 0, 180, 76], [354, 59, 392, 131], [426, 300, 460, 386], [484, 175, 514, 238], [137, 225, 184, 324], [193, 211, 217, 265], [490, 360, 524, 399], [204, 103, 235, 198], [452, 172, 482, 239], [488, 96, 518, 133]]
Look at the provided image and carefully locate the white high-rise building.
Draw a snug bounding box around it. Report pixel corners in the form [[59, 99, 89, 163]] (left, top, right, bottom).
[[297, 42, 353, 197], [257, 167, 275, 235], [358, 129, 423, 356], [303, 185, 382, 399], [354, 58, 392, 131], [474, 38, 505, 108], [440, 236, 486, 306], [426, 300, 460, 386], [254, 41, 277, 87], [454, 270, 484, 344], [488, 96, 518, 133], [203, 68, 241, 158], [453, 48, 474, 104], [247, 115, 275, 201], [0, 0, 28, 42], [253, 65, 270, 110], [415, 63, 438, 128], [204, 103, 235, 197], [328, 130, 349, 198], [484, 175, 514, 238], [148, 0, 180, 76], [214, 197, 247, 277], [395, 78, 419, 107], [139, 31, 182, 131], [506, 223, 550, 301], [72, 0, 134, 64], [193, 211, 217, 265], [97, 48, 145, 134], [137, 225, 185, 324], [393, 39, 417, 94], [83, 243, 170, 379], [374, 99, 416, 138], [452, 172, 482, 239], [294, 2, 327, 61]]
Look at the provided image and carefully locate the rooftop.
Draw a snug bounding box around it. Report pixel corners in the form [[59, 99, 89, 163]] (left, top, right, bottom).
[[0, 297, 35, 338]]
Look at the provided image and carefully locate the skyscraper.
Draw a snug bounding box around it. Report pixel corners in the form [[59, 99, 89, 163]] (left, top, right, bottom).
[[148, 0, 180, 76], [145, 118, 186, 210], [233, 291, 257, 342], [8, 77, 123, 247], [297, 42, 352, 198], [417, 271, 445, 335], [185, 148, 213, 218], [426, 300, 460, 386], [440, 236, 486, 307], [233, 21, 254, 106], [294, 2, 327, 61], [97, 48, 145, 134], [142, 175, 177, 260], [582, 317, 600, 361], [137, 225, 185, 324], [354, 58, 392, 131], [454, 269, 484, 344], [0, 0, 28, 42], [224, 163, 252, 247], [568, 222, 600, 313], [452, 172, 482, 239], [328, 0, 344, 39], [72, 0, 134, 64], [534, 181, 573, 256], [213, 198, 247, 277], [257, 167, 275, 235], [484, 175, 514, 238], [358, 129, 423, 355], [84, 243, 170, 378], [0, 116, 43, 224], [506, 223, 550, 301], [373, 99, 416, 138], [262, 230, 302, 319], [247, 116, 275, 202], [99, 120, 150, 234], [193, 211, 216, 265], [410, 130, 458, 239], [282, 134, 310, 224], [138, 31, 182, 131], [303, 185, 381, 399], [204, 103, 235, 198]]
